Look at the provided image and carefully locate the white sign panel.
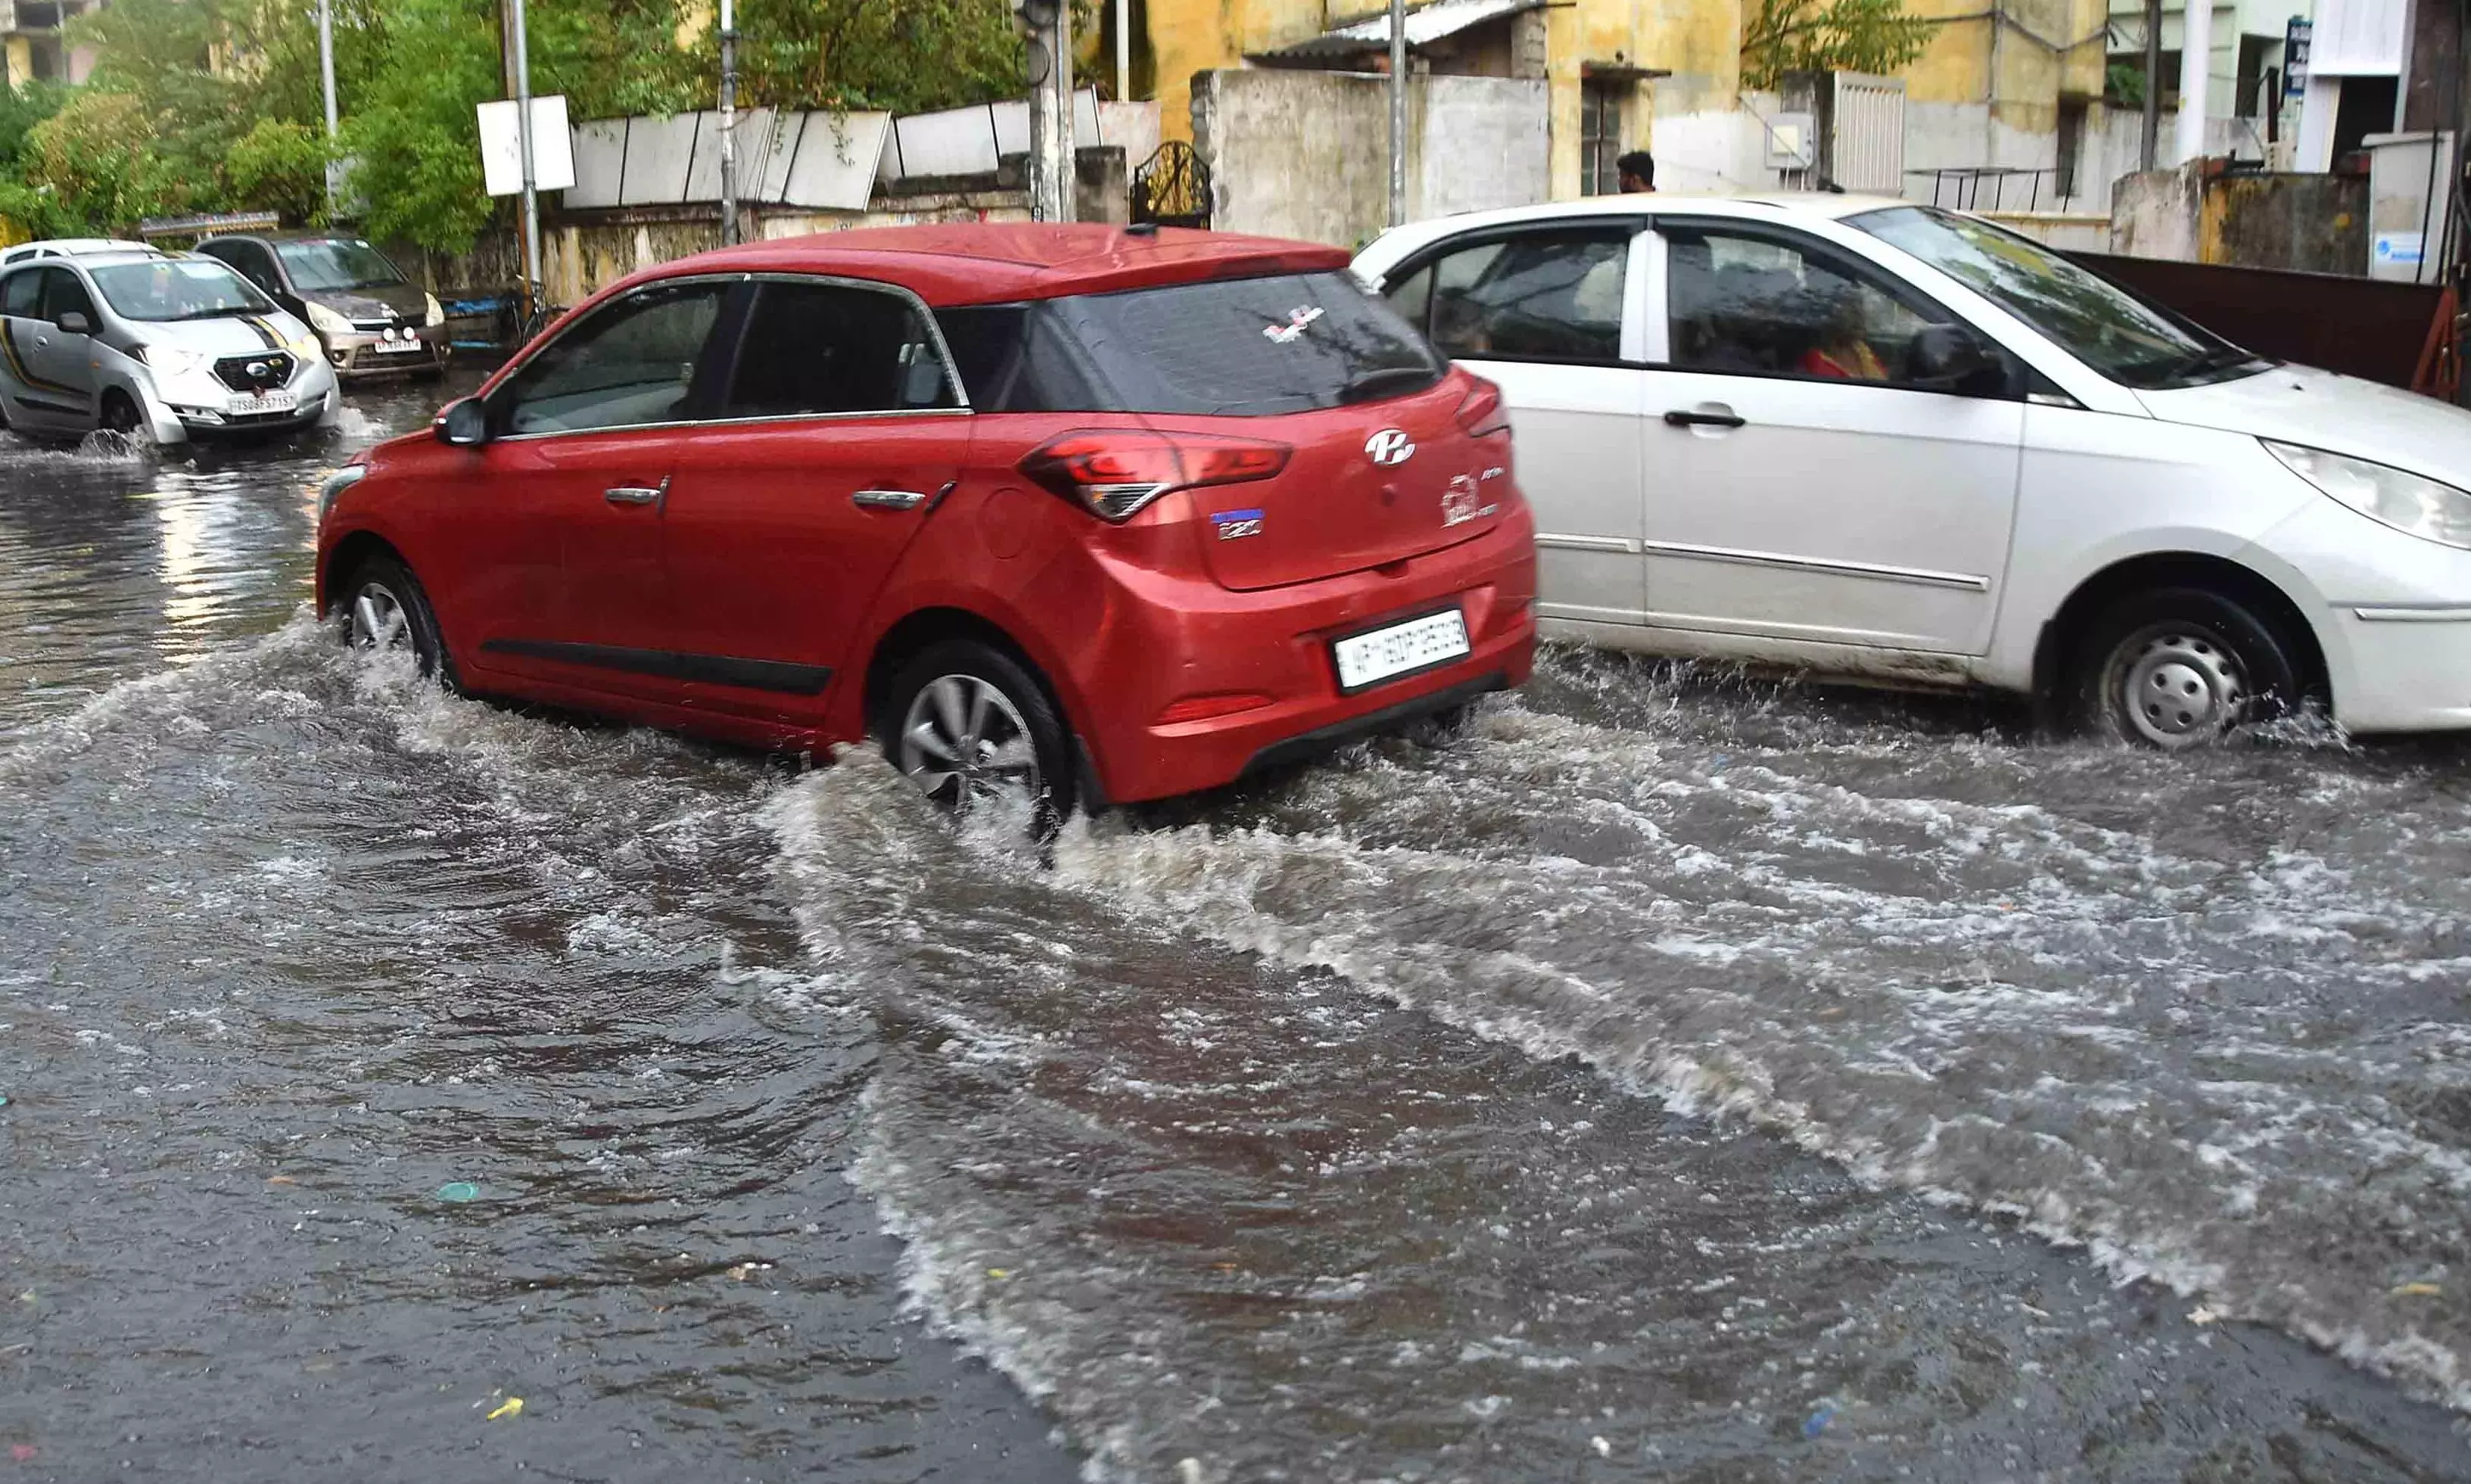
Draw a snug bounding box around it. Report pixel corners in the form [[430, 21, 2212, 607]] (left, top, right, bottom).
[[478, 95, 576, 196]]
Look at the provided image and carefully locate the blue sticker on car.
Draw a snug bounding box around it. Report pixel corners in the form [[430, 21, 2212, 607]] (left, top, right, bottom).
[[1211, 509, 1265, 540]]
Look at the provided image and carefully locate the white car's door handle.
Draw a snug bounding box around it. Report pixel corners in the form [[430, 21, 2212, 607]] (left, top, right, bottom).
[[1663, 408, 1746, 430], [851, 488, 927, 511], [604, 476, 670, 509]]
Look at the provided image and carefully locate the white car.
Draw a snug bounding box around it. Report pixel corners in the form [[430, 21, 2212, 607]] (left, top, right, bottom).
[[0, 238, 157, 266], [0, 250, 338, 444], [1353, 194, 2471, 745]]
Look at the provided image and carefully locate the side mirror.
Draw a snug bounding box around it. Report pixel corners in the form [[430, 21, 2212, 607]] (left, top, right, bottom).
[[1907, 324, 2009, 397], [435, 397, 490, 446], [54, 310, 89, 335]]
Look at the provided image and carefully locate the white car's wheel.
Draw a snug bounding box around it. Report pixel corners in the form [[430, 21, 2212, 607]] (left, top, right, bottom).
[[2074, 586, 2304, 748]]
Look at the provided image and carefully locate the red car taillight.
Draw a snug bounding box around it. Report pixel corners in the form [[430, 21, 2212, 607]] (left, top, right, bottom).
[[1019, 430, 1291, 522], [1456, 378, 1511, 440]]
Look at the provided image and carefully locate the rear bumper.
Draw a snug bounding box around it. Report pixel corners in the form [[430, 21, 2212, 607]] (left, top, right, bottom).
[[1068, 512, 1538, 804]]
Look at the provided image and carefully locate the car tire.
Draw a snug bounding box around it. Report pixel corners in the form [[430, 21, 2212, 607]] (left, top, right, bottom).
[[332, 552, 453, 686], [2071, 586, 2303, 748], [98, 389, 145, 439], [876, 639, 1077, 835]]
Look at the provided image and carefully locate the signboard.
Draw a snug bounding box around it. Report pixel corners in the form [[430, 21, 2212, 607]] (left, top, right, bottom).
[[2374, 231, 2423, 266], [2283, 17, 2313, 99], [478, 95, 575, 196]]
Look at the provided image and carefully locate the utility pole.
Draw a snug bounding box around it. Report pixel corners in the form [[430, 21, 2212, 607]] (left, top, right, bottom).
[[1387, 0, 1406, 226], [1019, 0, 1072, 222], [510, 0, 541, 319], [2140, 0, 2161, 169], [1115, 0, 1129, 105], [316, 0, 338, 217], [2174, 0, 2212, 162], [719, 0, 739, 246]]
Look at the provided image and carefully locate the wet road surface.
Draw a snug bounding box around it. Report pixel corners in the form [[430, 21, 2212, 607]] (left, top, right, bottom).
[[2, 379, 2467, 1481]]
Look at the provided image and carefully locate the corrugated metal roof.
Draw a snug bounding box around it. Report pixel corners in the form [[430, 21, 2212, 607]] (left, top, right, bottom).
[[1257, 0, 1548, 60]]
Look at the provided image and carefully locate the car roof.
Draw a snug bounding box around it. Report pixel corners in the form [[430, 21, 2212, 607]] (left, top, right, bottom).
[[627, 222, 1355, 306], [1355, 191, 1919, 263], [5, 238, 157, 260]]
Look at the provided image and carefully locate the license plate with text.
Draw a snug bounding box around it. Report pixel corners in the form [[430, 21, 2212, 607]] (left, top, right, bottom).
[[1332, 608, 1471, 692], [227, 391, 298, 415]]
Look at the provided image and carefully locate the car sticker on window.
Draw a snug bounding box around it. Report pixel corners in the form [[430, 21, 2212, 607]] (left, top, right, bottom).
[[1262, 306, 1324, 344]]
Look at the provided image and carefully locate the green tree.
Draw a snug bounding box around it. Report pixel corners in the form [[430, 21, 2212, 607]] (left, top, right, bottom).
[[1739, 0, 1937, 92], [228, 117, 337, 228], [23, 91, 188, 231], [727, 0, 1023, 115]]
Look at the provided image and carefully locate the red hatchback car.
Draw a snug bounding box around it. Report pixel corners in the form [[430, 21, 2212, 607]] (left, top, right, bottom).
[[316, 224, 1537, 819]]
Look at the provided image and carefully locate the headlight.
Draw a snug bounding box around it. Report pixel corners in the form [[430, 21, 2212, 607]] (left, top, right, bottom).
[[304, 302, 353, 335], [285, 328, 320, 359], [425, 292, 445, 328], [137, 343, 206, 378], [316, 462, 367, 520], [2265, 440, 2471, 550]]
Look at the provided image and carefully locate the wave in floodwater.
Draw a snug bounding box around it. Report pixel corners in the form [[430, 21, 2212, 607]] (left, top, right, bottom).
[[1061, 687, 2471, 1411], [763, 683, 2471, 1480]]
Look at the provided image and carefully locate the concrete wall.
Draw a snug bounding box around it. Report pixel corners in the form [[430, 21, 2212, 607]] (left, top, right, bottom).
[[1980, 210, 2115, 249], [1192, 68, 1548, 247], [2110, 160, 2371, 272]]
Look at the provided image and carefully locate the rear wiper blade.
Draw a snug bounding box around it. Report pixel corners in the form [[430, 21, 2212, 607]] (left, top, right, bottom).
[[1338, 366, 1437, 404]]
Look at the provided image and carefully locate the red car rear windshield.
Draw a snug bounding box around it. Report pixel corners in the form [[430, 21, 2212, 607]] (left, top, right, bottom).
[[936, 270, 1441, 417]]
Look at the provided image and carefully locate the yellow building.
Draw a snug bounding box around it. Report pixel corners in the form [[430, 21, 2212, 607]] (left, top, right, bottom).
[[5, 0, 102, 90], [1133, 0, 1740, 199], [1128, 0, 2112, 205]]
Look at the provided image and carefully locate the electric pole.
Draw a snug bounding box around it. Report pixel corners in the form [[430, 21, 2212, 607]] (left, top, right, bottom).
[[1019, 0, 1072, 222], [1387, 0, 1406, 226], [511, 0, 541, 319], [316, 0, 338, 218], [2140, 0, 2161, 170], [719, 0, 739, 246]]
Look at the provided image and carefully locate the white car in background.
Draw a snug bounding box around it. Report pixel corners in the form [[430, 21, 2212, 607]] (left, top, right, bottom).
[[0, 250, 338, 444], [1354, 194, 2471, 746]]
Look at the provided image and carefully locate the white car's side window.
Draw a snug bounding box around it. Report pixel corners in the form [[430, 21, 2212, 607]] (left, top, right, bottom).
[[1660, 224, 1978, 391], [1379, 226, 1635, 366]]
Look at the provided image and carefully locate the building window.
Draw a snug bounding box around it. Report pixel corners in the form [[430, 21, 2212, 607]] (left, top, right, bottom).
[[1580, 82, 1623, 196], [2055, 98, 2088, 198]]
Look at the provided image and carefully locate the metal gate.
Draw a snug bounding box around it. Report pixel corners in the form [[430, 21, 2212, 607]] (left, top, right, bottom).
[[1131, 142, 1212, 230], [1829, 72, 1906, 194]]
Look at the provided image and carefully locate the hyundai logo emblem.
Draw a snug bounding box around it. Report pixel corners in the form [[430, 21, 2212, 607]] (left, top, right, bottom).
[[1365, 428, 1415, 466]]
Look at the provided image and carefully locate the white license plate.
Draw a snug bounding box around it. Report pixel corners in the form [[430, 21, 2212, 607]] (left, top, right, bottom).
[[226, 390, 298, 415], [1332, 608, 1471, 692], [374, 339, 424, 353]]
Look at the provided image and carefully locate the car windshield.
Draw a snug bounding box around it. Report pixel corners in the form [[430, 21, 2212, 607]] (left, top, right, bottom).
[[89, 258, 277, 322], [1849, 205, 2263, 389], [274, 238, 406, 292]]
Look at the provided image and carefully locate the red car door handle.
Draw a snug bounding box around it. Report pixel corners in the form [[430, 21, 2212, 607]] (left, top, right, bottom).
[[851, 488, 927, 511], [603, 477, 670, 509]]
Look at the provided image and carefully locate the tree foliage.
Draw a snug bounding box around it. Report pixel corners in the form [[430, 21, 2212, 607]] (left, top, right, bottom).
[[1739, 0, 1937, 92], [2, 0, 1029, 249], [726, 0, 1024, 116]]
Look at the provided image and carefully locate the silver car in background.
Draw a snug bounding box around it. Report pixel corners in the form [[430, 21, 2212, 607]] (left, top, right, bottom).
[[0, 250, 338, 444]]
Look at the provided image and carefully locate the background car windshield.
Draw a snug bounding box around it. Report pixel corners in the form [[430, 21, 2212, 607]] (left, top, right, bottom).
[[91, 259, 275, 322], [275, 239, 405, 291], [1019, 270, 1441, 415], [1850, 206, 2250, 388]]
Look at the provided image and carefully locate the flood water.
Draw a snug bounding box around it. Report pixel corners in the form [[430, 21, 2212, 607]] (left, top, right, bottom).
[[2, 377, 2468, 1482]]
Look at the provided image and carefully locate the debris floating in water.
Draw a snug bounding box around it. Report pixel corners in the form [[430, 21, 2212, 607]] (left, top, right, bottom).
[[1803, 1402, 1838, 1439], [485, 1397, 523, 1421], [2392, 1282, 2442, 1298], [435, 1182, 481, 1203]]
